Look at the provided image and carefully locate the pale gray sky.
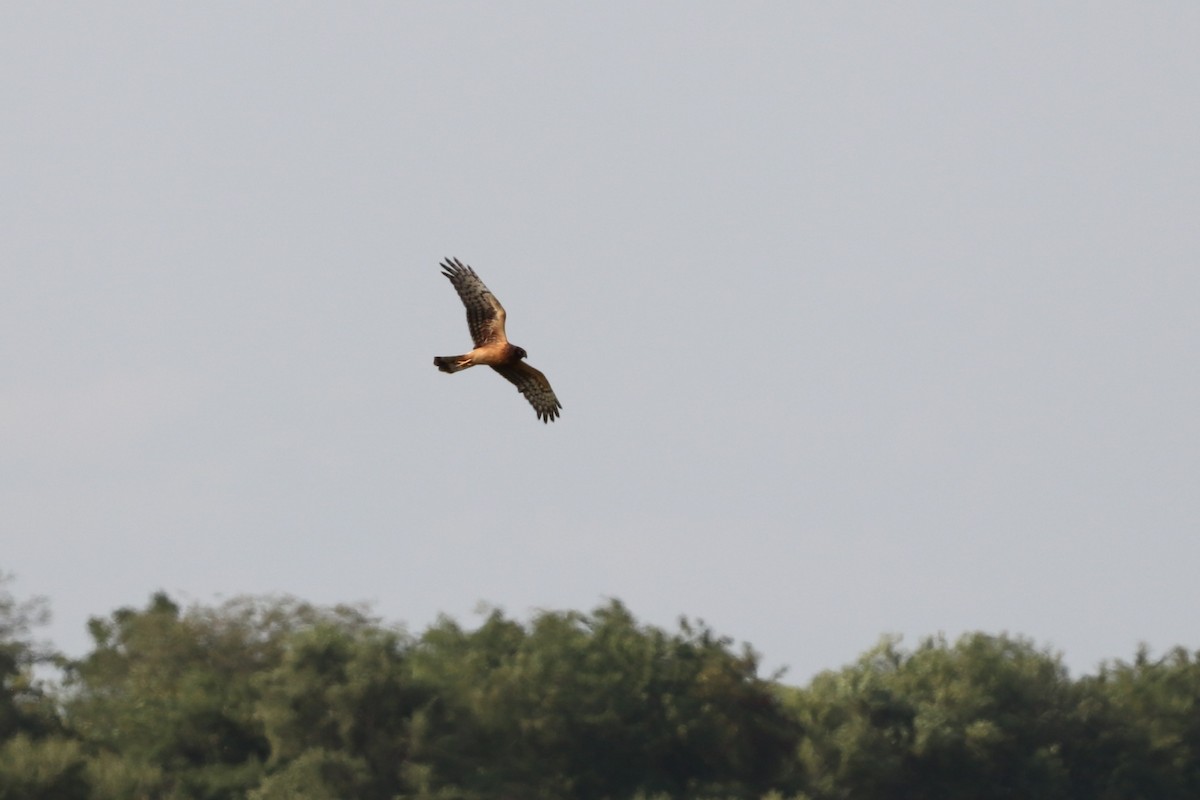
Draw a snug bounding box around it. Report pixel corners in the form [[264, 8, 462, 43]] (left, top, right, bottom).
[[4, 3, 1198, 681]]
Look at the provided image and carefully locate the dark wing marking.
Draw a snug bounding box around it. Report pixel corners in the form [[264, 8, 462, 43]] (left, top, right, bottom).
[[491, 361, 562, 423], [441, 257, 507, 347]]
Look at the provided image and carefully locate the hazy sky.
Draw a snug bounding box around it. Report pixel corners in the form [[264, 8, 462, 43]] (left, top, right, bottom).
[[4, 3, 1198, 681]]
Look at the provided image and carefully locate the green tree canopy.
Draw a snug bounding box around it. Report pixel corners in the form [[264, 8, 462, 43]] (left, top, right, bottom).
[[0, 574, 57, 742], [0, 578, 1198, 800], [409, 600, 800, 799], [64, 592, 378, 800]]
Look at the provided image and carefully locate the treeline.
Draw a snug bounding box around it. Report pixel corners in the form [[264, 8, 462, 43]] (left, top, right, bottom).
[[2, 578, 1199, 799]]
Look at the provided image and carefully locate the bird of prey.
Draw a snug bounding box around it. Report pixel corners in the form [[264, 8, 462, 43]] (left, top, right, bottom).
[[433, 258, 562, 423]]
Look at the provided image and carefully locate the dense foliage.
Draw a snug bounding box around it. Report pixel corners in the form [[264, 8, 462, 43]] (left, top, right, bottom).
[[1, 574, 1198, 799]]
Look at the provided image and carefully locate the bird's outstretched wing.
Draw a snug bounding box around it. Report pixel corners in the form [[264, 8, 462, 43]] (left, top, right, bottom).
[[491, 361, 562, 423], [441, 258, 507, 347]]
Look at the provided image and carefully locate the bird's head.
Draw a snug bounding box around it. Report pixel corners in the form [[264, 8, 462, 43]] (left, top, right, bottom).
[[513, 346, 528, 360]]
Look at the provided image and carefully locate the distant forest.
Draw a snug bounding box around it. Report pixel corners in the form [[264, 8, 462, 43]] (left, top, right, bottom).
[[2, 575, 1198, 799]]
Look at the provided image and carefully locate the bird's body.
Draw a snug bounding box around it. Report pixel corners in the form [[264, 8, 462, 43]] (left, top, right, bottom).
[[433, 342, 522, 370], [433, 258, 562, 423]]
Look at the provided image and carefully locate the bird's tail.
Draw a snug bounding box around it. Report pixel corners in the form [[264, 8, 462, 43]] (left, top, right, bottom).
[[433, 355, 470, 373]]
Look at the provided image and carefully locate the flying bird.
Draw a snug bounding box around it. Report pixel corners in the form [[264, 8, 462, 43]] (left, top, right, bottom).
[[433, 258, 562, 423]]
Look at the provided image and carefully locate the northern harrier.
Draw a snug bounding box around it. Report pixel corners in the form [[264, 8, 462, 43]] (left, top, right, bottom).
[[433, 258, 562, 423]]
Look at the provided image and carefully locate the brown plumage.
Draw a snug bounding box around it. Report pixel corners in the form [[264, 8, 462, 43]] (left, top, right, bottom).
[[433, 258, 563, 423]]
